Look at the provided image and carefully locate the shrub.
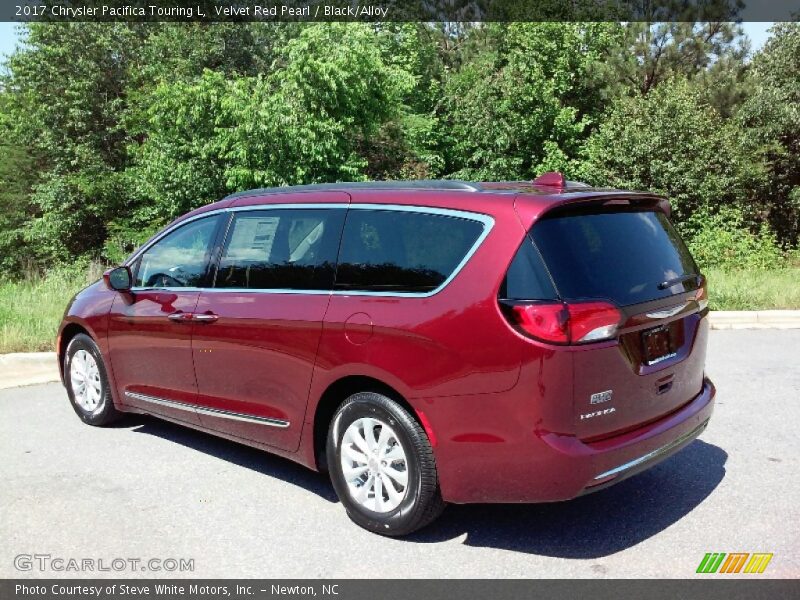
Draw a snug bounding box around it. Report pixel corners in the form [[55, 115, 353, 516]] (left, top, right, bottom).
[[684, 208, 784, 271], [582, 77, 765, 226]]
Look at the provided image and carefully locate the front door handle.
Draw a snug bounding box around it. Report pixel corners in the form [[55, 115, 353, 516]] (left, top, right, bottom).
[[168, 311, 193, 323], [193, 312, 219, 323]]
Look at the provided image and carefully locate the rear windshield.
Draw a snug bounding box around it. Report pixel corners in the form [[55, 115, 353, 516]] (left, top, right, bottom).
[[530, 209, 698, 306]]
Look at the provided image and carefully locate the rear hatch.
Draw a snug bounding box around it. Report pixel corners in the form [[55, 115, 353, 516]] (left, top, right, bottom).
[[504, 198, 708, 440]]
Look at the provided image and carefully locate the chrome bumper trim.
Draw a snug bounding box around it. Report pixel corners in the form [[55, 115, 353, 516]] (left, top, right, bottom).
[[124, 391, 290, 429], [593, 419, 708, 481]]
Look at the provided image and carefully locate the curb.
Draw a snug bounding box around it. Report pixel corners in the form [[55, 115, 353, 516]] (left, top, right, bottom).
[[709, 310, 800, 330], [0, 352, 59, 390], [1, 311, 799, 389]]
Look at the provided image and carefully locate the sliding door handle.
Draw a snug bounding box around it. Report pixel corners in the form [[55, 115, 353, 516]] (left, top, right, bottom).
[[167, 312, 193, 323], [193, 312, 219, 323], [167, 311, 218, 323]]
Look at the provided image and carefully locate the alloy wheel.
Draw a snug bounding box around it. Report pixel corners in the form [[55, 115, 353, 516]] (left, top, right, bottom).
[[69, 349, 103, 414], [340, 417, 409, 513]]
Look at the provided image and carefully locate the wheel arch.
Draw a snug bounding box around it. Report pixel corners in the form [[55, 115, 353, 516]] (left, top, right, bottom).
[[311, 375, 427, 471], [57, 322, 92, 382]]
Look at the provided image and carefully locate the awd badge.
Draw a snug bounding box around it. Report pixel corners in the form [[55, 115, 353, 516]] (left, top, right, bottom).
[[590, 390, 613, 404]]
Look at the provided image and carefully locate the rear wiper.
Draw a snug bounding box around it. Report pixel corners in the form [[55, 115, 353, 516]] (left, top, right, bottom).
[[657, 274, 698, 290]]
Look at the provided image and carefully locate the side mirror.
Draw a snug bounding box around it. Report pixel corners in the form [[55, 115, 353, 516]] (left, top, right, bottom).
[[104, 266, 132, 292]]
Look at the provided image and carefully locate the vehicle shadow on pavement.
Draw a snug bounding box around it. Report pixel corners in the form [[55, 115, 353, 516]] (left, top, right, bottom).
[[128, 415, 339, 503], [122, 415, 725, 557], [407, 439, 727, 557]]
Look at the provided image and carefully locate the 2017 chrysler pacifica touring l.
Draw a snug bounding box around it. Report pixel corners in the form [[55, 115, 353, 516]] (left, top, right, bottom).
[[58, 173, 715, 535]]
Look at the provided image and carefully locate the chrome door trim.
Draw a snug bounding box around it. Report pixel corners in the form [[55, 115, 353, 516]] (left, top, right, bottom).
[[124, 391, 193, 412], [125, 203, 495, 299], [124, 391, 290, 428], [194, 405, 290, 428]]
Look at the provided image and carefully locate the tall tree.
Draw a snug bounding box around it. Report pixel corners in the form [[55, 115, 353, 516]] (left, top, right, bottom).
[[442, 22, 618, 179], [2, 23, 146, 263], [582, 77, 764, 226], [737, 22, 800, 246], [130, 24, 413, 225], [599, 20, 748, 105]]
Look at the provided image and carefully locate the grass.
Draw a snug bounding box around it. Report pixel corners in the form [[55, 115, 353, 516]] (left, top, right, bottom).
[[0, 266, 798, 354], [0, 270, 91, 354], [705, 268, 800, 311]]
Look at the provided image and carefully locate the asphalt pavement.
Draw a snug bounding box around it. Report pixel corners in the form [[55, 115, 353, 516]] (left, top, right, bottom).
[[1, 330, 798, 578]]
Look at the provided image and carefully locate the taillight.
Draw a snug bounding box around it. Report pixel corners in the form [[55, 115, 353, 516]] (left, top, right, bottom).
[[695, 275, 708, 310], [503, 301, 622, 344], [509, 303, 569, 343], [568, 301, 622, 342]]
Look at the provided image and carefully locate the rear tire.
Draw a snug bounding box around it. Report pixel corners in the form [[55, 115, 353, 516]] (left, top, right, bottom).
[[64, 333, 122, 426], [327, 392, 445, 536]]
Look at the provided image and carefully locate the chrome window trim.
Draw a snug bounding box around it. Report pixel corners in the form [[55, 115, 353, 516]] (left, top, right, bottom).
[[126, 203, 495, 299], [125, 204, 348, 267], [124, 391, 290, 428]]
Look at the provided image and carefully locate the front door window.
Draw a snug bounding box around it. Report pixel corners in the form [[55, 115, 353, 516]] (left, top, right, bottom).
[[134, 216, 221, 288]]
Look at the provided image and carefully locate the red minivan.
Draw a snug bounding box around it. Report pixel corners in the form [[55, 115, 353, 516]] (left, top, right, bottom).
[[58, 174, 715, 535]]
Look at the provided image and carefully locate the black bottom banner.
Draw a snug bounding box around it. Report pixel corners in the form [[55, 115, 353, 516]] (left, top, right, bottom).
[[4, 579, 799, 600]]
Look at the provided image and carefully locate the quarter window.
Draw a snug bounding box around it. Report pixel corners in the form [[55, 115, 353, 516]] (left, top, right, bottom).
[[134, 215, 220, 288], [335, 210, 485, 293], [215, 209, 345, 290], [501, 237, 558, 300]]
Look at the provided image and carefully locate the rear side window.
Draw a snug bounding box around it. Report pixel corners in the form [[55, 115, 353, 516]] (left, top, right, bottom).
[[531, 209, 698, 306], [215, 208, 345, 290], [336, 209, 485, 293]]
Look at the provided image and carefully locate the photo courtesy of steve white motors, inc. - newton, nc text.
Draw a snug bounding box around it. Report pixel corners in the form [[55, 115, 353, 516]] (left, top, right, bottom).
[[1, 0, 800, 599]]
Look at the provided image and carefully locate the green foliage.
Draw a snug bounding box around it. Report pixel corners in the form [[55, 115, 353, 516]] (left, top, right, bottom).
[[362, 23, 448, 179], [0, 20, 798, 281], [736, 22, 800, 246], [220, 23, 412, 189], [685, 208, 784, 272], [0, 266, 92, 353], [4, 23, 143, 171], [598, 21, 746, 99], [102, 220, 161, 266], [582, 77, 764, 225], [23, 168, 133, 265], [2, 23, 144, 270], [0, 144, 36, 274], [134, 23, 273, 82], [443, 23, 618, 180], [127, 70, 230, 225], [129, 24, 412, 225]]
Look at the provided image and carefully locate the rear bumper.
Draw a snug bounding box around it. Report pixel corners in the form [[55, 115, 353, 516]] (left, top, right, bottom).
[[434, 377, 715, 504], [578, 416, 709, 495]]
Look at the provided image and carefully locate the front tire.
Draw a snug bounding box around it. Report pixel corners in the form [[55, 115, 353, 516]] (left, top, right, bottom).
[[64, 333, 121, 426], [327, 392, 445, 536]]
